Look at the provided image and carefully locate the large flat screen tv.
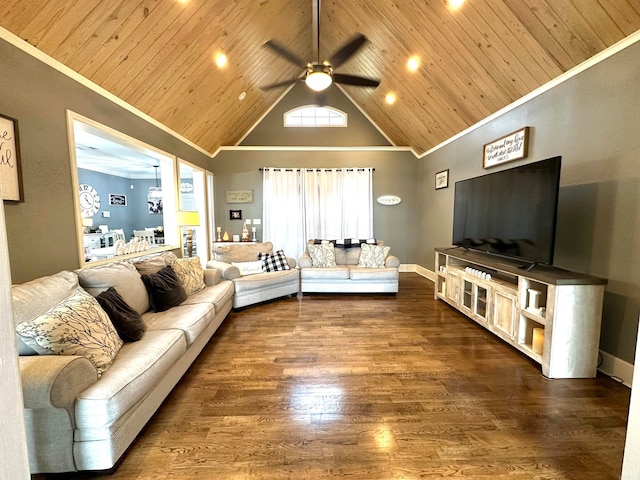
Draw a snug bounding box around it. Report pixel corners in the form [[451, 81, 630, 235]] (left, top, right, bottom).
[[452, 156, 562, 266]]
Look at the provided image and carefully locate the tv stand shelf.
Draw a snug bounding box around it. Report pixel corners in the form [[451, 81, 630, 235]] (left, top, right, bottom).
[[435, 248, 607, 379]]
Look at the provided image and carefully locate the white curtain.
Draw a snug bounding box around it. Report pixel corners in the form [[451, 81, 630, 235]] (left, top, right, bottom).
[[262, 168, 305, 259], [263, 167, 373, 259]]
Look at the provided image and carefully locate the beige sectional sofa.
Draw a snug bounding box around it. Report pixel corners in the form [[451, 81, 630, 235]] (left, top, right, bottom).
[[206, 241, 300, 308], [12, 252, 234, 474], [299, 240, 400, 293]]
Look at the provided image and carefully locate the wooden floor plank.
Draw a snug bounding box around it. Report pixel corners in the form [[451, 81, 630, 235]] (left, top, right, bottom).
[[37, 273, 629, 480]]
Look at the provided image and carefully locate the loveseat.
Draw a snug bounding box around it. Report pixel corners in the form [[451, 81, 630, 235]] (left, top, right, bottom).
[[12, 251, 234, 474], [298, 239, 400, 293], [206, 241, 299, 309]]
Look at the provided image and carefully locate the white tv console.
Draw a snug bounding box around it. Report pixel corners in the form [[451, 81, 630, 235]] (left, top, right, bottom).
[[434, 248, 607, 379]]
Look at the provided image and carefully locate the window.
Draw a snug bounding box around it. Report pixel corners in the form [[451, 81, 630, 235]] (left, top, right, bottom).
[[284, 106, 347, 127]]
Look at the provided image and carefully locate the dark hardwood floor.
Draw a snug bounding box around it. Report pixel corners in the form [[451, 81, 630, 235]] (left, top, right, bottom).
[[43, 273, 630, 479]]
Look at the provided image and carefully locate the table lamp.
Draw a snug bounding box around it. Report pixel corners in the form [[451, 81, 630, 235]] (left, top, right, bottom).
[[176, 211, 201, 257]]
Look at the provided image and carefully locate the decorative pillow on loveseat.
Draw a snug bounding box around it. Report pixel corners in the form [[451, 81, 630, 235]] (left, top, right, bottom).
[[15, 287, 123, 374], [357, 243, 391, 268], [258, 250, 291, 272], [307, 243, 337, 267], [232, 260, 264, 276], [141, 265, 187, 312]]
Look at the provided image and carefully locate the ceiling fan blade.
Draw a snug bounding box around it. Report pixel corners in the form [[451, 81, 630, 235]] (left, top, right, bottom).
[[328, 34, 367, 69], [260, 77, 302, 90], [333, 73, 380, 88], [263, 40, 307, 68]]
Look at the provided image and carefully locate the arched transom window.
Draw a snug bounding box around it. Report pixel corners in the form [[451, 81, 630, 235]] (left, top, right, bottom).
[[284, 106, 347, 127]]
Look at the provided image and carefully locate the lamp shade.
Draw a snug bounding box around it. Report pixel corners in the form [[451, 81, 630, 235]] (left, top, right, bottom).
[[305, 71, 332, 91], [176, 210, 200, 227], [81, 217, 94, 227]]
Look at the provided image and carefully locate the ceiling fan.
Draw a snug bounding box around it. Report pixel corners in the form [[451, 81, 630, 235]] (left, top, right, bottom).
[[260, 0, 381, 93]]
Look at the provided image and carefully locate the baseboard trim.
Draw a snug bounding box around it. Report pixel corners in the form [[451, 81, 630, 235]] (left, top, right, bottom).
[[599, 350, 633, 387], [400, 264, 633, 387]]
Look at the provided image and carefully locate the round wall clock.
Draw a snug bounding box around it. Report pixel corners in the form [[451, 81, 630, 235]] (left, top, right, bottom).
[[78, 183, 100, 217]]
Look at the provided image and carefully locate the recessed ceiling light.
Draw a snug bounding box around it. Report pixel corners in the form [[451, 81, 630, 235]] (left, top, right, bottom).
[[214, 52, 227, 68], [407, 56, 420, 72], [238, 92, 246, 101], [446, 0, 465, 10], [385, 92, 396, 105]]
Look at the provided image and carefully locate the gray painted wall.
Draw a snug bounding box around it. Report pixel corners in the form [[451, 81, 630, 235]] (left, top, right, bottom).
[[213, 84, 418, 262], [0, 38, 211, 283], [417, 41, 640, 363], [77, 169, 165, 239], [241, 82, 391, 146]]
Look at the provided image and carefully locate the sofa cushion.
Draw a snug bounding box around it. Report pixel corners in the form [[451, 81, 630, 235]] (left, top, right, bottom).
[[170, 257, 206, 295], [300, 266, 350, 280], [141, 265, 187, 312], [357, 243, 391, 268], [95, 287, 146, 342], [12, 270, 79, 355], [74, 329, 186, 435], [77, 261, 150, 315], [143, 303, 214, 345], [131, 251, 178, 276], [349, 266, 399, 281], [258, 250, 291, 272], [307, 243, 337, 267], [213, 241, 273, 263], [232, 260, 264, 276], [15, 288, 123, 375], [182, 280, 235, 312]]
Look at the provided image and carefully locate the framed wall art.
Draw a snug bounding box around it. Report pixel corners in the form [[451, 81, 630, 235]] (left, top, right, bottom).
[[226, 190, 253, 203], [435, 169, 449, 190], [0, 113, 24, 202], [230, 209, 242, 220], [109, 194, 127, 206], [483, 127, 530, 169]]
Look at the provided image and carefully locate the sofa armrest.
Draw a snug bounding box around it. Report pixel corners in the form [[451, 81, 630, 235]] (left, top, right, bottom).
[[20, 355, 98, 411], [206, 260, 241, 280], [298, 253, 312, 269], [203, 267, 222, 286], [385, 255, 400, 269]]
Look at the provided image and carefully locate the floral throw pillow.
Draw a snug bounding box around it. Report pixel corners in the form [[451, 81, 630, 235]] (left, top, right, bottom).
[[258, 250, 290, 272], [15, 287, 123, 375], [169, 257, 206, 295], [307, 243, 337, 267], [357, 243, 391, 268]]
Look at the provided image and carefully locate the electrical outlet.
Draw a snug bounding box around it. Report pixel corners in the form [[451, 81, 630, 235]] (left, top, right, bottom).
[[253, 218, 261, 225], [102, 211, 110, 218]]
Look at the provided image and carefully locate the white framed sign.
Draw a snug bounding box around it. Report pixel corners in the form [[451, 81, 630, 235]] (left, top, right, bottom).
[[226, 190, 253, 203], [0, 114, 23, 202], [483, 127, 530, 169]]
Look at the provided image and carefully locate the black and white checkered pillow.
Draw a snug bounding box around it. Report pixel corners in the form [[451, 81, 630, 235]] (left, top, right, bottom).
[[258, 250, 290, 272]]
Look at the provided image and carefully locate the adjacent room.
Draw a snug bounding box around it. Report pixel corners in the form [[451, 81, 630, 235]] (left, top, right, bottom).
[[1, 1, 639, 479]]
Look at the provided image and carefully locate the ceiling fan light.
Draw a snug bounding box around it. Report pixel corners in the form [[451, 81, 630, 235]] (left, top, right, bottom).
[[306, 71, 332, 91]]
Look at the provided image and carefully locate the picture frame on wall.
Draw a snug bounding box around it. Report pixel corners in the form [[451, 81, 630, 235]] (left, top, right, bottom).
[[435, 169, 449, 190], [483, 127, 530, 168], [0, 113, 24, 202], [230, 209, 242, 220], [109, 194, 127, 206]]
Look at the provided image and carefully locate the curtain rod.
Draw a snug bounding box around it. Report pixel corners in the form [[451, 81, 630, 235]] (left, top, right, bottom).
[[259, 168, 375, 172]]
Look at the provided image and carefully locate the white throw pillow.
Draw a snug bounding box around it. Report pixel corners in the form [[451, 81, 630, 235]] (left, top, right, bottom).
[[15, 287, 123, 375], [307, 243, 337, 267], [232, 260, 264, 276], [357, 243, 391, 268]]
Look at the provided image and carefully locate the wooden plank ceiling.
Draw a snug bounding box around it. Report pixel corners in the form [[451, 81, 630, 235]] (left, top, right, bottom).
[[1, 0, 639, 156]]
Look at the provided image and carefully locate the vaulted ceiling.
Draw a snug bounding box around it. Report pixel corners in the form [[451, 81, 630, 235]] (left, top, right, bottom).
[[1, 0, 639, 156]]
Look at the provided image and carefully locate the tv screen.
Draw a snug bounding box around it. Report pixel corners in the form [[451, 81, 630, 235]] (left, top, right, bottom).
[[452, 156, 562, 266]]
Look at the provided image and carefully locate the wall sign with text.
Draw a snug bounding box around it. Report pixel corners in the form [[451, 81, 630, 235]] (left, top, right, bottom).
[[0, 114, 24, 202], [483, 127, 530, 169]]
